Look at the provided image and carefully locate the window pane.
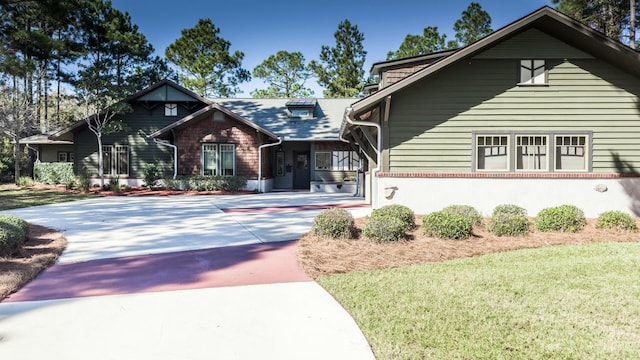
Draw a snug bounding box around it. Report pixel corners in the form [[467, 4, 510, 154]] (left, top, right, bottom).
[[203, 144, 218, 175], [165, 103, 177, 116], [220, 144, 235, 175], [516, 135, 548, 170], [58, 152, 67, 162], [477, 135, 508, 170], [315, 152, 331, 170], [555, 135, 587, 171], [115, 146, 129, 175], [102, 146, 112, 175]]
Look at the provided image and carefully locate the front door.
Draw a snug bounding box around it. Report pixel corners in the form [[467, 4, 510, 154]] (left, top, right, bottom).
[[293, 152, 310, 190]]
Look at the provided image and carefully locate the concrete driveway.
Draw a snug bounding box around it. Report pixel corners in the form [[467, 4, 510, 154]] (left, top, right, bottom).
[[0, 193, 375, 360]]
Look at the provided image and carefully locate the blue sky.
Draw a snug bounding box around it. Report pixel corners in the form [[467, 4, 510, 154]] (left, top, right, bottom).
[[110, 0, 554, 97]]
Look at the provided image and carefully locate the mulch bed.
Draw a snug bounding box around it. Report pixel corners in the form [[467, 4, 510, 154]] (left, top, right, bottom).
[[296, 217, 640, 279]]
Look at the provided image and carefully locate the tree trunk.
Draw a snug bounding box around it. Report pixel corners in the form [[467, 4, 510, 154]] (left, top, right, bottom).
[[632, 0, 637, 49], [13, 137, 20, 185], [97, 132, 105, 188]]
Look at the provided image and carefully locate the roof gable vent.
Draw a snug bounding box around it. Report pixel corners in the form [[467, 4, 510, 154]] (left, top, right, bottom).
[[286, 99, 316, 119]]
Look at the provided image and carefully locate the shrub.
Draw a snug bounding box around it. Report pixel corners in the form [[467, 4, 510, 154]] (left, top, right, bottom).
[[74, 174, 91, 192], [487, 213, 529, 236], [596, 211, 637, 231], [142, 163, 164, 188], [370, 204, 416, 231], [0, 215, 28, 257], [422, 211, 473, 240], [313, 208, 355, 239], [492, 204, 527, 217], [442, 205, 482, 226], [362, 216, 408, 242], [34, 162, 74, 184], [108, 178, 121, 193], [17, 176, 34, 187], [536, 205, 586, 233]]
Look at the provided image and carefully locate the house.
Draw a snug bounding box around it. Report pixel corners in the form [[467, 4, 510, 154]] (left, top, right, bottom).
[[341, 6, 640, 217], [32, 80, 359, 193]]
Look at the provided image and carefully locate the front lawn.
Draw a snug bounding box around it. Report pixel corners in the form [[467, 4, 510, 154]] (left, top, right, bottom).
[[319, 242, 640, 359], [0, 184, 95, 211]]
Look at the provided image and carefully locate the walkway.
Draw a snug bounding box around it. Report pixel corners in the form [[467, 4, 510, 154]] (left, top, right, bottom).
[[0, 193, 375, 359]]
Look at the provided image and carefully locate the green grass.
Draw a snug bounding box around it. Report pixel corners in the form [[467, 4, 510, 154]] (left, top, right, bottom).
[[0, 185, 95, 210], [319, 242, 640, 359]]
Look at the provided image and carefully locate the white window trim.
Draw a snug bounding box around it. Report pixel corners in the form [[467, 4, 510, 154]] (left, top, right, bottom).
[[201, 143, 236, 176], [518, 59, 547, 86], [101, 145, 129, 176], [315, 150, 359, 171], [554, 134, 589, 172], [515, 134, 549, 172], [475, 134, 510, 172], [165, 103, 178, 117]]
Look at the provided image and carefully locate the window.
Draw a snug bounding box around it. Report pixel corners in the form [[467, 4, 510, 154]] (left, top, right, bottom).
[[202, 143, 236, 176], [476, 135, 509, 171], [291, 109, 310, 117], [555, 135, 588, 171], [474, 133, 589, 172], [165, 103, 178, 116], [276, 151, 285, 176], [520, 60, 546, 85], [516, 135, 548, 171], [58, 152, 68, 162], [315, 151, 359, 171], [102, 145, 129, 176]]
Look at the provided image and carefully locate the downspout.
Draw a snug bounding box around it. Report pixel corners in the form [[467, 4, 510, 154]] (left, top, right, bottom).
[[26, 144, 40, 162], [257, 136, 282, 193], [342, 106, 382, 206], [152, 138, 177, 179]]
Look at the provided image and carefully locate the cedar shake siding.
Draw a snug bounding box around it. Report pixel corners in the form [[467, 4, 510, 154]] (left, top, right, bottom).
[[174, 114, 262, 178]]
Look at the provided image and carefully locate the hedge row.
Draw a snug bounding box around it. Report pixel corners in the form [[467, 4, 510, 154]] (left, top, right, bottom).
[[164, 175, 248, 193], [34, 162, 74, 185], [312, 204, 637, 242]]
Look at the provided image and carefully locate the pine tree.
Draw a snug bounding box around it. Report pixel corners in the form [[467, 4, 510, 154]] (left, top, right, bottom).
[[165, 18, 250, 97], [386, 27, 454, 60], [251, 51, 313, 98], [453, 2, 493, 46], [310, 19, 366, 98]]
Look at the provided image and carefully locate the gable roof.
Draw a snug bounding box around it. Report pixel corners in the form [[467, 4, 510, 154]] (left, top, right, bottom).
[[369, 49, 457, 76], [350, 6, 640, 116], [49, 79, 209, 141], [211, 98, 354, 141], [148, 102, 279, 140]]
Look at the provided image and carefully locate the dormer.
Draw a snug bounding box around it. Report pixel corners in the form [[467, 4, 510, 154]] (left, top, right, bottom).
[[286, 99, 317, 119]]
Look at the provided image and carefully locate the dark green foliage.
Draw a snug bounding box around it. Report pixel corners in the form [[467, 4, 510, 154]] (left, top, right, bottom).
[[492, 204, 527, 217], [552, 0, 631, 41], [362, 216, 408, 242], [487, 213, 529, 237], [34, 162, 74, 185], [142, 163, 164, 188], [0, 215, 28, 257], [386, 26, 456, 60], [596, 211, 637, 231], [370, 204, 416, 232], [442, 205, 482, 226], [536, 205, 586, 233], [309, 19, 366, 97], [251, 51, 313, 98], [166, 18, 250, 97], [453, 2, 493, 46], [313, 208, 355, 239], [163, 175, 247, 192], [422, 211, 473, 240]]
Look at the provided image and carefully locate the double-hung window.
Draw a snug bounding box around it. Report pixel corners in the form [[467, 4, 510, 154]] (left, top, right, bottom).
[[475, 133, 589, 172], [102, 145, 129, 176], [202, 143, 236, 176]]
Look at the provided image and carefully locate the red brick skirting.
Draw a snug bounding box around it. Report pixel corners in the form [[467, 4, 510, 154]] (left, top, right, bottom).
[[377, 172, 640, 179]]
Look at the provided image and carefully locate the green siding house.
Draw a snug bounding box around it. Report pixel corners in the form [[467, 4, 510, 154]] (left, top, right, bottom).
[[33, 80, 357, 192], [342, 6, 640, 217]]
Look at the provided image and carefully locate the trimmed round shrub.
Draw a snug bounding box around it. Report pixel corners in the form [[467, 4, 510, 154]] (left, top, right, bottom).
[[312, 208, 355, 239], [370, 204, 416, 231], [596, 211, 637, 231], [442, 205, 482, 226], [362, 216, 408, 242], [487, 213, 529, 236], [492, 204, 527, 217], [0, 215, 28, 257], [422, 211, 473, 240], [535, 205, 586, 233]]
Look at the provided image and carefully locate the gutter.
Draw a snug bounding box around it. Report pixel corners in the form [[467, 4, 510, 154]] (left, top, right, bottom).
[[152, 138, 178, 179], [342, 107, 382, 205], [25, 144, 40, 162], [257, 136, 282, 193]]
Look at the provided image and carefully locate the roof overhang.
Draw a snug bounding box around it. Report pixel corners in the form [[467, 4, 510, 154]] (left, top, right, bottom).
[[149, 103, 280, 140]]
